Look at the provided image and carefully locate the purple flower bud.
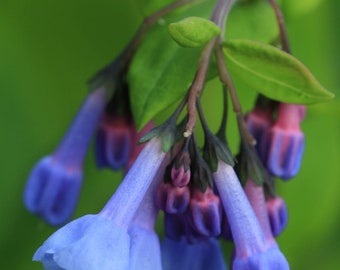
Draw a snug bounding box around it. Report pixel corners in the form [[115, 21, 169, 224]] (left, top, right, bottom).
[[171, 148, 191, 187], [246, 107, 273, 162], [266, 196, 288, 237], [95, 116, 132, 170], [24, 87, 106, 226], [267, 103, 305, 180], [187, 187, 222, 237], [155, 182, 190, 214], [171, 165, 191, 187], [214, 161, 289, 270]]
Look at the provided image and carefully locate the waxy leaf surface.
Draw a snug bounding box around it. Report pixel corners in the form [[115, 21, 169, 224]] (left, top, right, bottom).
[[223, 39, 334, 104]]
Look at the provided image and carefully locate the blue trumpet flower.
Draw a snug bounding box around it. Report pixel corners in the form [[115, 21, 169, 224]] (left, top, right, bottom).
[[33, 138, 166, 270], [214, 160, 289, 270], [24, 87, 107, 226]]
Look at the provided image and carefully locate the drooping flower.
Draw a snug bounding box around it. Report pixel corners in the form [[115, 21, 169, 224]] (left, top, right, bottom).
[[266, 104, 305, 180], [24, 87, 107, 226], [33, 138, 166, 270], [95, 115, 133, 170], [187, 187, 222, 237], [155, 181, 191, 214], [213, 160, 289, 270], [245, 105, 273, 163], [244, 179, 276, 244], [266, 196, 288, 237], [127, 150, 168, 270]]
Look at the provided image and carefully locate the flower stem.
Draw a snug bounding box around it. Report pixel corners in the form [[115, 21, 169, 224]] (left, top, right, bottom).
[[215, 43, 256, 146], [269, 0, 291, 53], [185, 0, 235, 137]]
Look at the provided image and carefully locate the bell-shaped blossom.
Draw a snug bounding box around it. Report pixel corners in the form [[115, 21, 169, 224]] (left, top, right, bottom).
[[161, 237, 227, 270], [267, 104, 305, 180], [155, 182, 190, 214], [34, 214, 131, 270], [245, 106, 273, 162], [34, 138, 166, 270], [24, 87, 107, 226], [244, 180, 276, 244], [127, 152, 168, 270], [266, 196, 288, 237], [95, 115, 133, 170], [187, 187, 222, 237], [214, 160, 289, 270]]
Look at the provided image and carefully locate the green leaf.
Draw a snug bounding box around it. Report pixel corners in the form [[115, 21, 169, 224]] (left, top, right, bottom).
[[128, 0, 215, 129], [226, 0, 279, 43], [168, 16, 220, 48], [223, 39, 334, 104]]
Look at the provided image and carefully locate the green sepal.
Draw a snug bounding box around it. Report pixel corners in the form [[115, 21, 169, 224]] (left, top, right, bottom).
[[235, 141, 266, 186], [191, 153, 213, 192], [168, 16, 220, 48], [203, 131, 235, 172], [139, 119, 176, 152]]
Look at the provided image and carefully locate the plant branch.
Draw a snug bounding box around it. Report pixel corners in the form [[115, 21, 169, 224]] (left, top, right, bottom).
[[215, 42, 256, 146], [269, 0, 291, 53], [184, 0, 235, 137]]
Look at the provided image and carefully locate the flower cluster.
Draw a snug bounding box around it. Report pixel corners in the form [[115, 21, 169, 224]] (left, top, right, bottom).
[[23, 0, 314, 269]]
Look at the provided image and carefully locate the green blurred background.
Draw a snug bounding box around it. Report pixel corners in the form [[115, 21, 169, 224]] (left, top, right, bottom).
[[0, 0, 339, 269]]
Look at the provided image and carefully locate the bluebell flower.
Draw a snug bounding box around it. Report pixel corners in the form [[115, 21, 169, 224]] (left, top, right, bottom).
[[187, 187, 222, 237], [246, 106, 273, 163], [213, 160, 289, 270], [161, 237, 227, 270], [127, 155, 167, 270], [244, 179, 277, 244], [266, 196, 288, 237], [95, 115, 133, 170], [24, 87, 107, 226], [33, 138, 166, 270], [155, 182, 190, 214], [33, 214, 131, 270], [266, 104, 305, 180]]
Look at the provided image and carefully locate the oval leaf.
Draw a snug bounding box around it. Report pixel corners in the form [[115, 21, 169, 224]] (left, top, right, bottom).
[[223, 39, 334, 104], [168, 16, 220, 48], [128, 0, 216, 129]]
